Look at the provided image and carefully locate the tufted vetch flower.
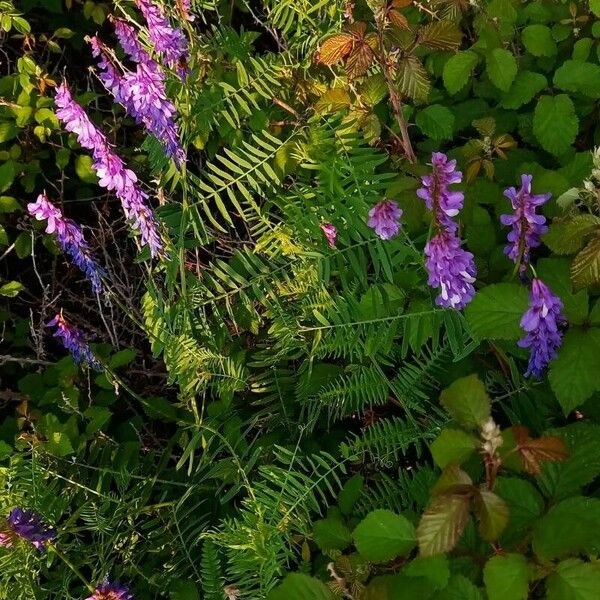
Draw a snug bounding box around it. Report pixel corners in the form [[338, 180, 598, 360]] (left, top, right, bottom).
[[417, 152, 464, 233], [518, 278, 565, 378], [86, 579, 134, 600], [419, 152, 476, 309], [0, 508, 56, 551], [55, 82, 163, 257], [27, 193, 105, 294], [48, 312, 103, 371], [424, 231, 476, 310], [367, 200, 403, 240], [88, 32, 186, 168], [135, 0, 189, 77], [501, 174, 551, 272], [320, 223, 337, 248]]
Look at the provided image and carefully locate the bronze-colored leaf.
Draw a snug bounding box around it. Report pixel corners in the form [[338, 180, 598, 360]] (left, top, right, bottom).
[[572, 236, 600, 290], [466, 160, 481, 182], [347, 21, 367, 39], [388, 9, 410, 29], [472, 117, 496, 137], [317, 34, 354, 65], [418, 20, 462, 51], [513, 425, 569, 475], [473, 489, 509, 541], [345, 43, 375, 79], [417, 492, 471, 556], [431, 464, 473, 497], [392, 0, 413, 7], [396, 55, 430, 103]]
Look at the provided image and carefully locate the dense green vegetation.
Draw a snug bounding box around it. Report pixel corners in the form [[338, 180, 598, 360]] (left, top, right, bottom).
[[2, 0, 600, 598]]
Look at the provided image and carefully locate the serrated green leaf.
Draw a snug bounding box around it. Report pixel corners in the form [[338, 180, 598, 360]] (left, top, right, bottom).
[[473, 490, 508, 542], [533, 94, 578, 156], [416, 105, 455, 140], [439, 374, 491, 430], [547, 559, 600, 600], [495, 477, 543, 547], [543, 215, 600, 255], [436, 575, 484, 600], [267, 574, 334, 600], [522, 24, 556, 56], [313, 517, 352, 551], [483, 554, 529, 600], [554, 60, 600, 98], [499, 71, 547, 109], [430, 429, 479, 469], [443, 51, 479, 95], [486, 48, 517, 92], [533, 497, 600, 561], [464, 283, 529, 340], [353, 509, 416, 562], [536, 257, 588, 325], [548, 329, 600, 414], [538, 423, 600, 501]]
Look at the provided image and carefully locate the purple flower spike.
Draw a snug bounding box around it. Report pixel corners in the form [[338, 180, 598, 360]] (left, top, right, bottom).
[[111, 17, 151, 63], [0, 508, 56, 551], [48, 313, 103, 371], [28, 193, 105, 294], [501, 174, 551, 272], [89, 32, 186, 169], [518, 278, 565, 378], [86, 579, 134, 600], [424, 231, 476, 310], [320, 223, 337, 248], [368, 200, 403, 240], [55, 82, 164, 257], [417, 152, 464, 233], [136, 0, 189, 78]]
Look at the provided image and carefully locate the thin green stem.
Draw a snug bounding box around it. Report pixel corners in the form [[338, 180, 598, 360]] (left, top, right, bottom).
[[49, 544, 94, 592]]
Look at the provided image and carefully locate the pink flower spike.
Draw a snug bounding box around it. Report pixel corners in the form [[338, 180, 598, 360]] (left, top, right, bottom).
[[321, 223, 337, 248]]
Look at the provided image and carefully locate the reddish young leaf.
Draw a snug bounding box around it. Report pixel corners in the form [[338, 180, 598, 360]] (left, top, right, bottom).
[[513, 425, 569, 474], [388, 9, 410, 29], [392, 0, 413, 7], [317, 34, 354, 65], [417, 492, 472, 556], [431, 464, 473, 497], [345, 43, 375, 79]]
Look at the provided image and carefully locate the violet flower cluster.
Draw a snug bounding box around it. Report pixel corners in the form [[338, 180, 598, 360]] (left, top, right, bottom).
[[424, 232, 477, 310], [417, 152, 464, 233], [89, 19, 186, 167], [55, 82, 163, 257], [48, 313, 103, 371], [0, 508, 56, 551], [136, 0, 189, 78], [519, 278, 565, 378], [500, 174, 551, 273], [86, 579, 134, 600], [368, 200, 403, 240], [418, 152, 476, 310], [27, 193, 105, 294]]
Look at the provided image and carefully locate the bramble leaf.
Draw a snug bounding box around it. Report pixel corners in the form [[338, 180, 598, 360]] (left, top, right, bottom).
[[353, 509, 416, 562]]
